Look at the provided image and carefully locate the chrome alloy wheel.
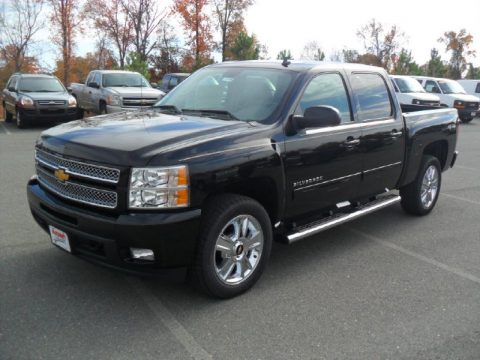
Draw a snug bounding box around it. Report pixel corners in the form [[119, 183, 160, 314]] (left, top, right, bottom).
[[214, 215, 264, 285], [421, 165, 439, 208]]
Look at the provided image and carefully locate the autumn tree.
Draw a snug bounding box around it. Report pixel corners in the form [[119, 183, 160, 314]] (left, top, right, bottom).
[[438, 29, 476, 79], [84, 0, 132, 68], [212, 0, 254, 61], [342, 49, 360, 63], [425, 48, 447, 78], [300, 41, 325, 61], [49, 0, 83, 86], [357, 19, 403, 70], [121, 0, 166, 62], [0, 45, 39, 89], [277, 49, 293, 61], [229, 31, 259, 60], [150, 22, 182, 77], [0, 0, 44, 72], [173, 0, 213, 71], [466, 63, 480, 79]]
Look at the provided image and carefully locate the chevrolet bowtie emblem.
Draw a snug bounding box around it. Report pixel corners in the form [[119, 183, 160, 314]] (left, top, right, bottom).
[[54, 168, 70, 182]]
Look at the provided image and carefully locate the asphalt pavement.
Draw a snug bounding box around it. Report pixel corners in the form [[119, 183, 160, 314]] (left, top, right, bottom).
[[1, 118, 480, 360]]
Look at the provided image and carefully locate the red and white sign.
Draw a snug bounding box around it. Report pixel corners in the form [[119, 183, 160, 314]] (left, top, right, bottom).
[[49, 226, 71, 253]]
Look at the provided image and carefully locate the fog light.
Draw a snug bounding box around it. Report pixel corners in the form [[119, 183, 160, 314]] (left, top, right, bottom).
[[130, 248, 155, 261]]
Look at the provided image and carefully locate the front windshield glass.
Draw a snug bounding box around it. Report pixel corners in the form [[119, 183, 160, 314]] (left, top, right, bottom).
[[103, 73, 150, 88], [154, 67, 295, 123], [393, 77, 426, 93], [18, 78, 65, 92], [438, 80, 466, 94]]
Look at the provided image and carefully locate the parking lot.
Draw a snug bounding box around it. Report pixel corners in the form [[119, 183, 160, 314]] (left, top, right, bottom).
[[1, 117, 480, 359]]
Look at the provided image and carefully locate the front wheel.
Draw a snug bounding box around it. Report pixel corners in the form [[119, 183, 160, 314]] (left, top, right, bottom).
[[461, 117, 473, 123], [191, 194, 272, 298], [99, 102, 107, 115], [16, 110, 27, 129], [400, 155, 441, 216]]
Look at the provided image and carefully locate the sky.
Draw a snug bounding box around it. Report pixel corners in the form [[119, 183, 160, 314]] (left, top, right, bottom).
[[33, 0, 480, 69]]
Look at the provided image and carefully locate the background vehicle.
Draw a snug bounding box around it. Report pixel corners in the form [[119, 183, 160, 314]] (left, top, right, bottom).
[[70, 70, 165, 115], [160, 73, 190, 93], [390, 75, 440, 106], [28, 62, 459, 298], [416, 76, 480, 123], [456, 79, 480, 100], [1, 73, 79, 129]]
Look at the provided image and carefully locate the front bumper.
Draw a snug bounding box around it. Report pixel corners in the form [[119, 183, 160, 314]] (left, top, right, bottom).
[[27, 178, 201, 273], [457, 108, 479, 119], [19, 107, 78, 121]]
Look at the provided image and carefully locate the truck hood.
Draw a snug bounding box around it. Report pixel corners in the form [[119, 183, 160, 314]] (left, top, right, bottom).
[[446, 94, 480, 102], [107, 87, 164, 98], [400, 92, 440, 102], [37, 111, 251, 166]]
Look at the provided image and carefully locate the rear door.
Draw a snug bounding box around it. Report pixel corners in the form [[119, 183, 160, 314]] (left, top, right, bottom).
[[284, 71, 363, 219], [348, 72, 405, 198], [5, 76, 18, 113]]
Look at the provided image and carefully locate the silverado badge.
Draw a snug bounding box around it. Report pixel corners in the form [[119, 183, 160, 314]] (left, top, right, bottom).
[[54, 168, 70, 183]]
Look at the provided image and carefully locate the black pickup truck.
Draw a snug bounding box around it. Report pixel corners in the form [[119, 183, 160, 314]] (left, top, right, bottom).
[[27, 61, 459, 298]]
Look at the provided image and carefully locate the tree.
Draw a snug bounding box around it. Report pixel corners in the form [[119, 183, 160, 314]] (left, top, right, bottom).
[[342, 49, 360, 63], [0, 45, 39, 89], [356, 19, 403, 70], [425, 48, 448, 78], [173, 0, 213, 71], [0, 0, 44, 72], [125, 51, 150, 79], [393, 48, 422, 75], [84, 0, 133, 68], [229, 31, 259, 60], [121, 0, 166, 62], [276, 49, 293, 61], [466, 63, 480, 79], [48, 0, 84, 86], [149, 22, 182, 78], [438, 29, 476, 79], [300, 41, 325, 61], [212, 0, 254, 61]]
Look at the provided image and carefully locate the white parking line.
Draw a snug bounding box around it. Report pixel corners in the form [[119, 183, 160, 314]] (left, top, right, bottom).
[[127, 277, 213, 360], [350, 229, 480, 286], [442, 193, 480, 206], [0, 121, 11, 135]]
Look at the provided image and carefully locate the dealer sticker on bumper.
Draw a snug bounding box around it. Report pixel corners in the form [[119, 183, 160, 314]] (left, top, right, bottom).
[[49, 226, 71, 253], [471, 112, 477, 117]]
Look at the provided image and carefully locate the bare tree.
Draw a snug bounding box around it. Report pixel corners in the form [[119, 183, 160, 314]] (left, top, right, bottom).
[[0, 0, 44, 72], [213, 0, 254, 61], [300, 41, 325, 61], [121, 0, 166, 61]]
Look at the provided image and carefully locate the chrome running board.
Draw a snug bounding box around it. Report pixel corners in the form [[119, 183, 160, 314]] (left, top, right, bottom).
[[286, 195, 401, 244]]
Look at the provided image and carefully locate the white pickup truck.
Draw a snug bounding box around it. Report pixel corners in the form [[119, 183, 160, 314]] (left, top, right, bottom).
[[71, 70, 165, 115]]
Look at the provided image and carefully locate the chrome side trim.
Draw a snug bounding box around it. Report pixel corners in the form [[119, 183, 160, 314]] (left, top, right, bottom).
[[305, 119, 395, 135], [179, 145, 265, 161], [294, 172, 361, 192], [363, 161, 403, 174], [287, 195, 401, 243]]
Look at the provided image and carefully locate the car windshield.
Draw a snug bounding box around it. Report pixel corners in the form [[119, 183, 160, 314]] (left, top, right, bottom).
[[103, 73, 150, 88], [393, 77, 426, 93], [154, 67, 295, 123], [438, 80, 466, 94], [18, 78, 65, 92]]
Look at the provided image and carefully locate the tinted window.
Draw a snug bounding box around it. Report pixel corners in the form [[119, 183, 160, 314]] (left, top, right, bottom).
[[476, 83, 480, 94], [86, 73, 94, 85], [168, 76, 179, 89], [18, 77, 65, 92], [8, 76, 18, 90], [424, 80, 438, 93], [350, 73, 392, 121], [103, 73, 149, 87], [299, 73, 352, 123], [94, 73, 102, 86]]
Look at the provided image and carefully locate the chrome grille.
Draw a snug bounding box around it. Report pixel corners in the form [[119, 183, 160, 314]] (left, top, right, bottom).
[[37, 100, 66, 105], [35, 149, 120, 184], [122, 97, 158, 107], [466, 102, 479, 110], [36, 166, 118, 209]]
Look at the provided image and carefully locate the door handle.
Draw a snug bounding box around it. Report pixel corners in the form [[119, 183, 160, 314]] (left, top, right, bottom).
[[391, 130, 403, 137], [343, 138, 360, 146]]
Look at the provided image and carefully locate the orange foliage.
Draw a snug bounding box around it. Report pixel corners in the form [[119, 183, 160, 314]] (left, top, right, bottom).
[[0, 45, 39, 89]]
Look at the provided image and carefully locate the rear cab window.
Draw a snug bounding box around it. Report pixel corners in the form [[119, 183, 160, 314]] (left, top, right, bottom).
[[350, 73, 393, 121], [475, 83, 480, 94]]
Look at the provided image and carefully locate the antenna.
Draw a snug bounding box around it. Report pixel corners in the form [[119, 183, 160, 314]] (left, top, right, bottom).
[[282, 57, 291, 68]]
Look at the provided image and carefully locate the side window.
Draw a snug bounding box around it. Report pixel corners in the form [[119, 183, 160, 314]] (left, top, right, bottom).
[[8, 76, 18, 90], [94, 73, 101, 86], [391, 78, 399, 93], [86, 73, 94, 85], [169, 76, 179, 89], [424, 80, 437, 93], [298, 73, 352, 124], [350, 73, 393, 121], [475, 82, 480, 94]]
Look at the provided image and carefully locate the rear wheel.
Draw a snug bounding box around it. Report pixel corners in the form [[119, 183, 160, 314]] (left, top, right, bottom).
[[16, 109, 27, 129], [400, 155, 441, 216], [191, 194, 272, 298], [99, 102, 107, 115], [3, 104, 12, 122], [461, 117, 473, 123]]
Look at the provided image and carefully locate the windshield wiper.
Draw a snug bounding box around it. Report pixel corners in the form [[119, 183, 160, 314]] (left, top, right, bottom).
[[181, 109, 239, 120], [154, 104, 182, 114]]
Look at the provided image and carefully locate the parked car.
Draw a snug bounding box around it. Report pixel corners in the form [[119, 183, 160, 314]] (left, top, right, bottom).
[[28, 61, 459, 298], [160, 72, 190, 93], [456, 79, 480, 101], [415, 76, 480, 123], [390, 75, 440, 106], [70, 70, 165, 115], [2, 73, 79, 128]]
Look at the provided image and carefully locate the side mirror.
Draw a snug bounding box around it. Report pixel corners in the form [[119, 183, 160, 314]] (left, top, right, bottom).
[[87, 82, 99, 89], [150, 82, 157, 88], [8, 87, 15, 92], [67, 87, 72, 93], [431, 86, 441, 94], [293, 106, 342, 130]]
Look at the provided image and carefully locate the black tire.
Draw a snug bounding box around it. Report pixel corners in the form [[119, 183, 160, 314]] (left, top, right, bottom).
[[3, 104, 12, 122], [99, 102, 107, 115], [461, 117, 473, 123], [16, 109, 27, 129], [400, 155, 441, 216], [190, 194, 272, 298], [76, 107, 84, 120]]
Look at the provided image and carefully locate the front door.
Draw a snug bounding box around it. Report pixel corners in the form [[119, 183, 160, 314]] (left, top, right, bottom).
[[284, 72, 363, 219]]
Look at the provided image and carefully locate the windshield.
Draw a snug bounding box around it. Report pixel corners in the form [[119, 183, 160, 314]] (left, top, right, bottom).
[[393, 77, 426, 93], [102, 73, 150, 88], [154, 67, 295, 123], [18, 78, 65, 93], [438, 80, 466, 94]]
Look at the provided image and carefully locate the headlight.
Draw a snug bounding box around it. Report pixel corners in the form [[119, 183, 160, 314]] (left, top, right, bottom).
[[18, 96, 34, 108], [454, 100, 465, 109], [68, 95, 77, 108], [129, 165, 189, 209], [412, 99, 421, 105], [106, 94, 122, 106]]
